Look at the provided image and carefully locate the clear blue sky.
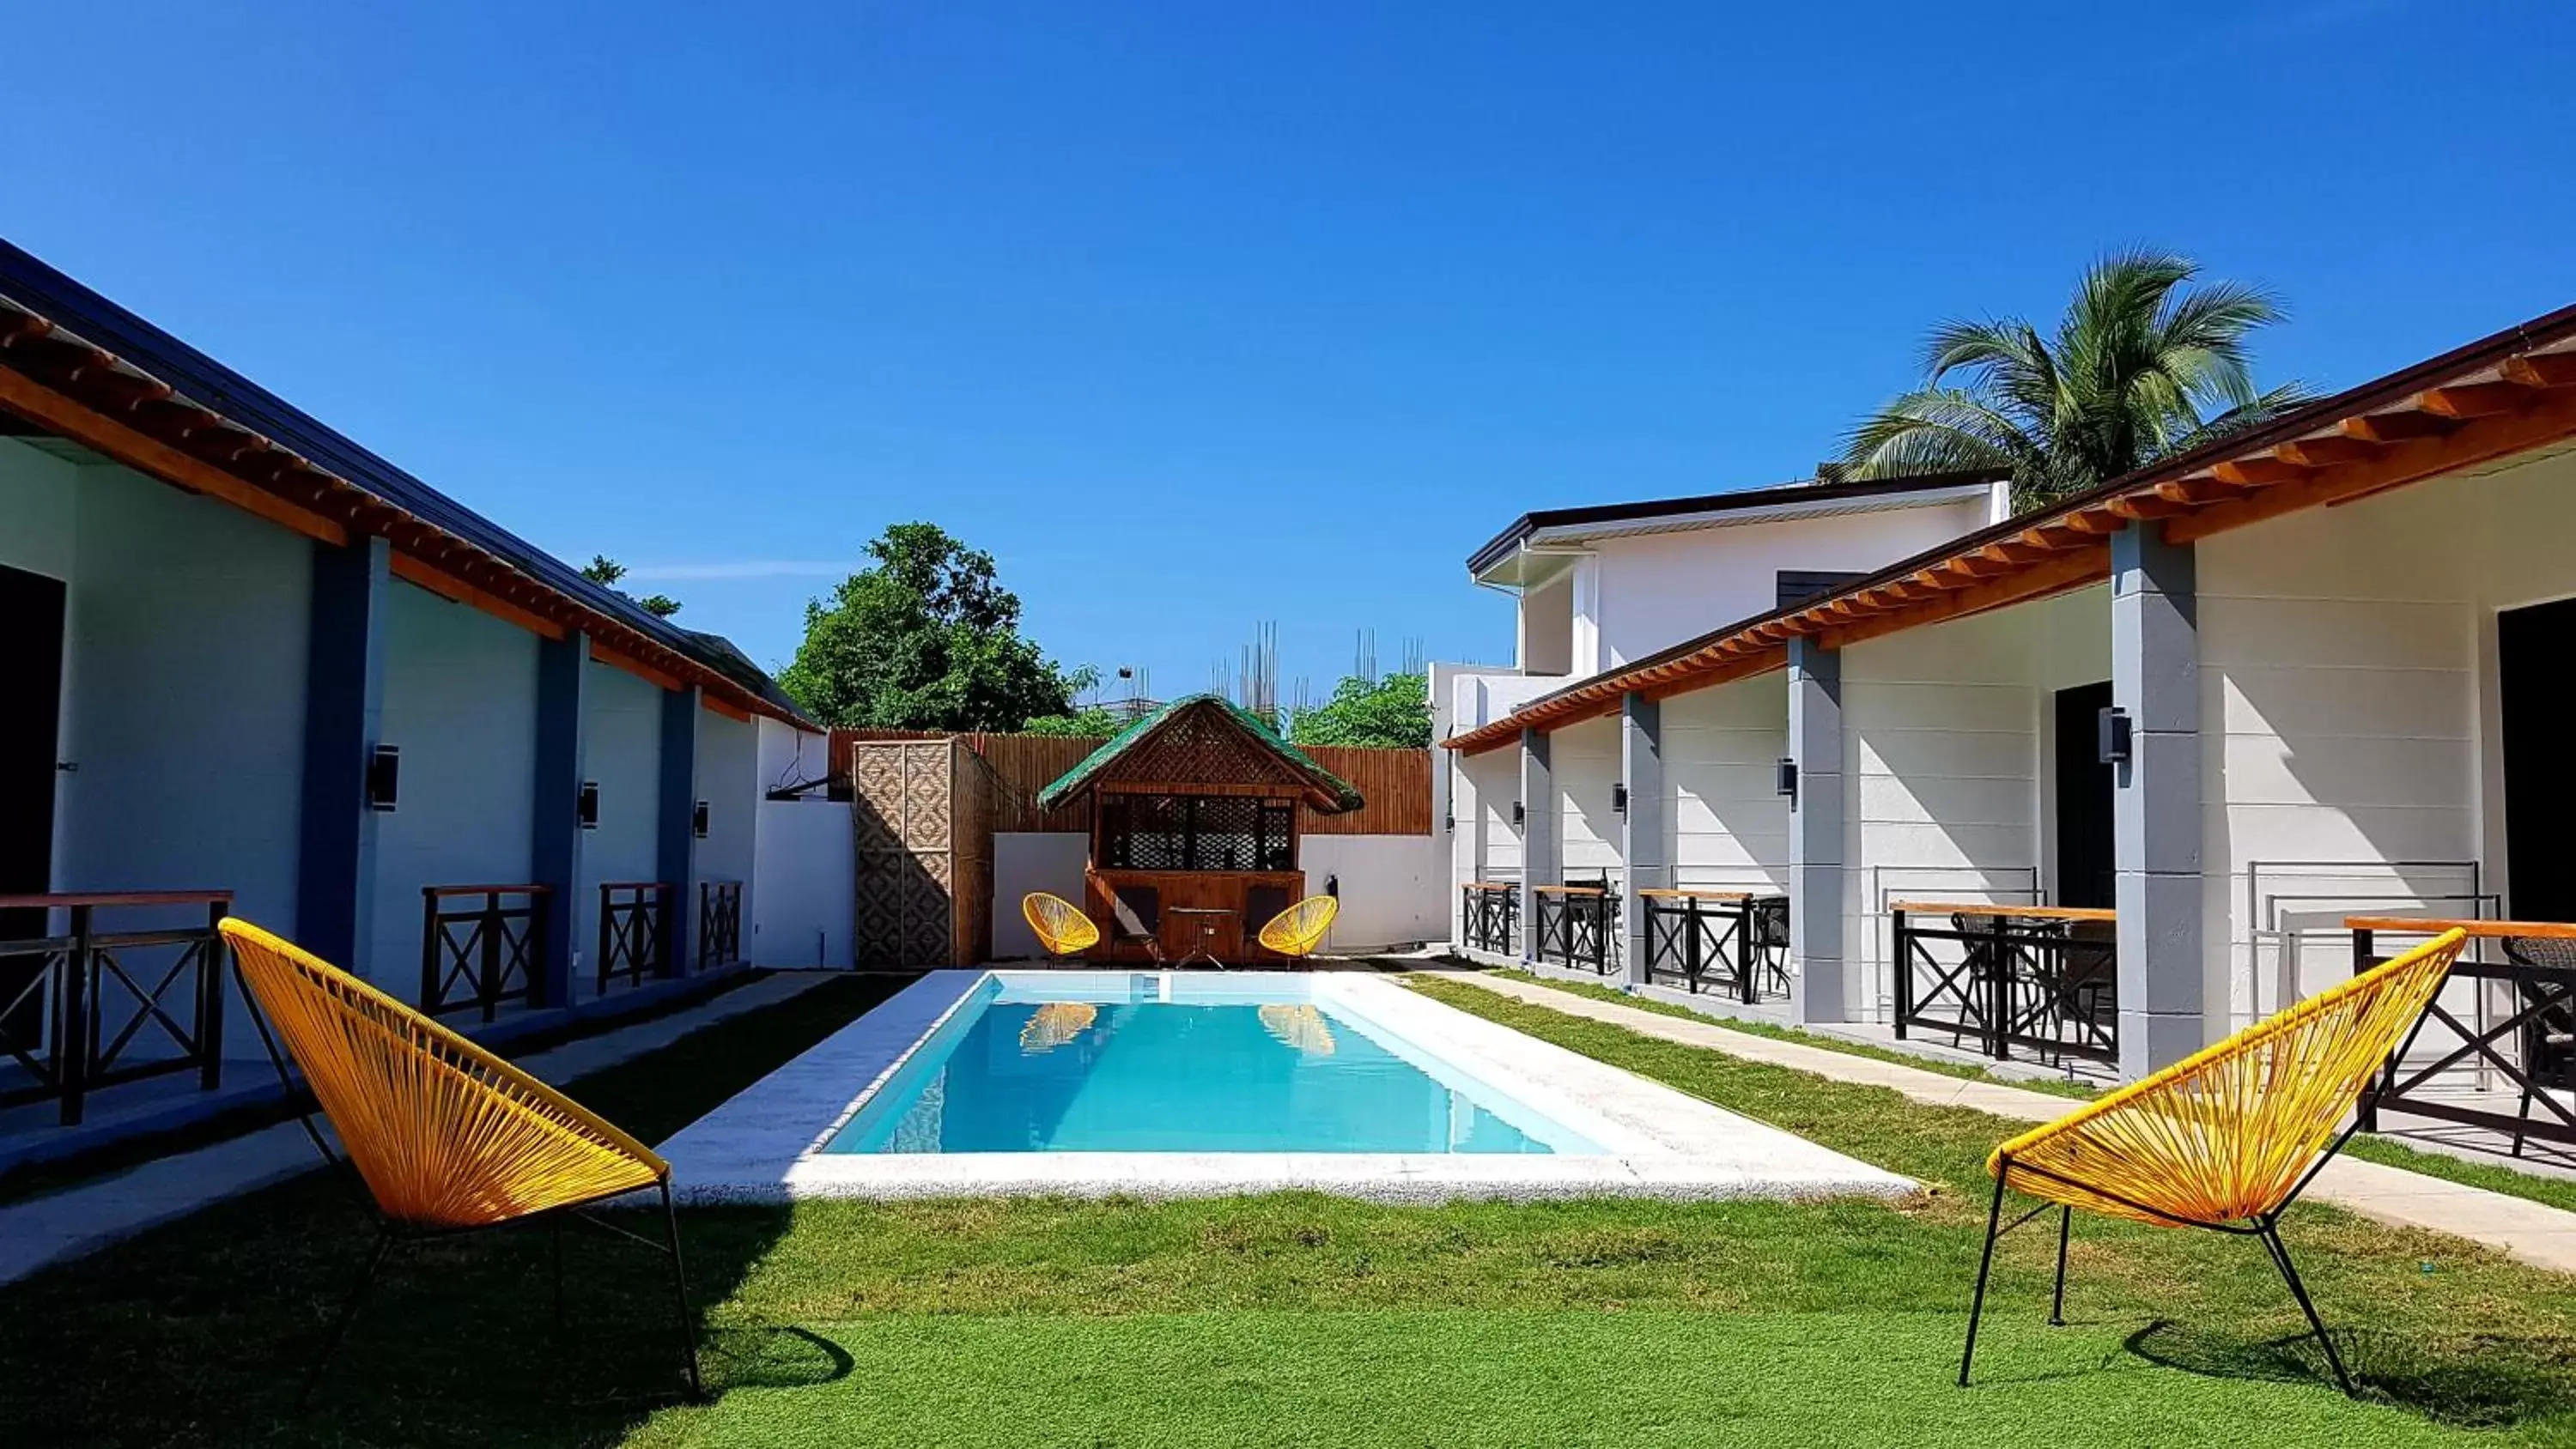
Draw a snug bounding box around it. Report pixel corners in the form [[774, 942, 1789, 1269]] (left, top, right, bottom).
[[9, 2, 2571, 702]]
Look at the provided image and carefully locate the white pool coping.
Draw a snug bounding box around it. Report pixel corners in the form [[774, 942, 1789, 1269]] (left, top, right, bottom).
[[655, 969, 1917, 1205]]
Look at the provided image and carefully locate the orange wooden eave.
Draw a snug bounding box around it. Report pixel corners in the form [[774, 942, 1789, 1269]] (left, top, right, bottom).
[[0, 305, 800, 728]]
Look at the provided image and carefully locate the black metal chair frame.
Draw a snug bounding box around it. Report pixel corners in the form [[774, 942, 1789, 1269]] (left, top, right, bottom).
[[2499, 936, 2576, 1158], [234, 961, 702, 1410]]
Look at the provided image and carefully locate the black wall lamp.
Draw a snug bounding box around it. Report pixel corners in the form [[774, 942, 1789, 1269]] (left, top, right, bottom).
[[578, 781, 600, 829], [1612, 782, 1629, 815], [1512, 801, 1525, 825], [2097, 706, 2133, 765], [693, 801, 711, 839], [1775, 756, 1798, 805], [366, 744, 401, 812]]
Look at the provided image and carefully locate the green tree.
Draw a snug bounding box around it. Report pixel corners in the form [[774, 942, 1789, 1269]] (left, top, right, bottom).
[[1288, 671, 1431, 749], [1839, 251, 2309, 511], [1018, 706, 1123, 738], [777, 522, 1084, 731], [579, 554, 681, 618]]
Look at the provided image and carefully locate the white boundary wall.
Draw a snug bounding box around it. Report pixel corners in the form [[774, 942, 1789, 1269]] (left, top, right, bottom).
[[752, 717, 854, 968]]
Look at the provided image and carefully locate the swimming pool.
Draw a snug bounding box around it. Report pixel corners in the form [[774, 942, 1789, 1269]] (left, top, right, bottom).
[[659, 969, 1917, 1204], [826, 973, 1601, 1155]]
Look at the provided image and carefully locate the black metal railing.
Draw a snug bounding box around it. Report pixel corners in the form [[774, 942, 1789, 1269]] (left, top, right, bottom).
[[2351, 919, 2576, 1154], [1893, 903, 2117, 1065], [0, 891, 232, 1126], [1535, 886, 1619, 975], [1641, 891, 1790, 1003], [597, 882, 673, 992], [419, 885, 551, 1022], [1461, 883, 1518, 955], [698, 880, 743, 968]]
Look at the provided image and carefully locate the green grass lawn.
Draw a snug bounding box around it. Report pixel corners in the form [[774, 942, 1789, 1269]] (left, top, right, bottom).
[[4, 970, 2573, 1447]]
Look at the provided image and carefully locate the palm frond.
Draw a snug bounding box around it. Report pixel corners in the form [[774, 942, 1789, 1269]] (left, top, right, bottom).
[[1839, 387, 2036, 479], [2156, 381, 2320, 459]]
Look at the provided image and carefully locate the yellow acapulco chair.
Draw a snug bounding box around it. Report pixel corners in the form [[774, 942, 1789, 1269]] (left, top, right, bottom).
[[1257, 894, 1340, 967], [1959, 927, 2468, 1398], [1023, 891, 1101, 963], [218, 919, 699, 1405]]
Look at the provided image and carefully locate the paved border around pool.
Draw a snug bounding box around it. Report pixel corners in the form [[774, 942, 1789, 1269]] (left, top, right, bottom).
[[654, 969, 1917, 1205]]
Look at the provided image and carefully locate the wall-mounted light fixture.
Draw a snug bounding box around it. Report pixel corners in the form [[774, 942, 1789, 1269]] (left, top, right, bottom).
[[2097, 706, 2133, 766], [578, 781, 600, 829], [1775, 756, 1798, 804], [1511, 801, 1525, 826], [693, 801, 711, 839], [1612, 782, 1629, 815], [366, 744, 401, 812]]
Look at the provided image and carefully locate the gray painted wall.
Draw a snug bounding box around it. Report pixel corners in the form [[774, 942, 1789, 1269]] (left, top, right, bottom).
[[368, 579, 543, 987], [0, 447, 314, 1058], [696, 708, 761, 951], [575, 659, 665, 981]]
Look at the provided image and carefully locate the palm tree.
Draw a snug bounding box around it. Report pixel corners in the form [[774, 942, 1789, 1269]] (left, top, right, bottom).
[[1839, 251, 2309, 510]]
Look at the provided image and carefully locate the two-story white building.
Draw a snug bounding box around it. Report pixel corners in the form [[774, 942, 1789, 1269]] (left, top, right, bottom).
[[1435, 470, 2008, 968], [1442, 299, 2576, 1172]]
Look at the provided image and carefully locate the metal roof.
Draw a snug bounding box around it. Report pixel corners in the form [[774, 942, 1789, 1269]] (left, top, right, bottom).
[[0, 238, 816, 728], [1465, 468, 2008, 581]]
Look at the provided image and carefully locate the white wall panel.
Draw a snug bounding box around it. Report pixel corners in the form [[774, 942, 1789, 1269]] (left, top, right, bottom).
[[1303, 834, 1444, 949], [370, 580, 540, 986], [752, 718, 854, 967], [53, 459, 313, 1057], [575, 661, 665, 977], [2198, 473, 2479, 1031]]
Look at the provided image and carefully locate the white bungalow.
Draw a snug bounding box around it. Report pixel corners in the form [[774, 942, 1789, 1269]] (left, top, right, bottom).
[[0, 239, 854, 1161]]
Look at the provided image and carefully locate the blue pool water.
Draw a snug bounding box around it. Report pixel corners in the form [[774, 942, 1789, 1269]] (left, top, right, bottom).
[[825, 975, 1589, 1155]]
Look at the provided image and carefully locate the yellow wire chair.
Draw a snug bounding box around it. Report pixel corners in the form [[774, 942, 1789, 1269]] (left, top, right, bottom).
[[1256, 894, 1340, 966], [1959, 928, 2468, 1398], [1022, 892, 1101, 963], [218, 919, 700, 1405]]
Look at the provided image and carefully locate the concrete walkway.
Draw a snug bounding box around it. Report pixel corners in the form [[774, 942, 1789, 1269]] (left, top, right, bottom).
[[1432, 969, 2576, 1276], [0, 971, 841, 1287]]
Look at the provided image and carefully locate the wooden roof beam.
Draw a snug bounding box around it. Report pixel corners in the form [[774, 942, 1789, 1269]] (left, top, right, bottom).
[[2419, 380, 2540, 419], [2105, 493, 2187, 521], [2171, 384, 2576, 544], [2275, 434, 2383, 467], [1816, 545, 2110, 653], [2342, 409, 2458, 444], [2210, 457, 2313, 487], [2501, 353, 2576, 389]]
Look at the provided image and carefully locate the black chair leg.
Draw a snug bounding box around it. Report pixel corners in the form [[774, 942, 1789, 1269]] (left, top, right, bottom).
[[2049, 1206, 2070, 1326], [550, 1216, 568, 1336], [2259, 1222, 2357, 1398], [2513, 1087, 2533, 1159], [1959, 1167, 2008, 1387], [659, 1179, 704, 1400], [301, 1230, 395, 1410]]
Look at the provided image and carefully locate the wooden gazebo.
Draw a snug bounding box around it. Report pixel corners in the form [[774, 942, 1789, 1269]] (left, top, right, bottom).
[[1035, 695, 1363, 964]]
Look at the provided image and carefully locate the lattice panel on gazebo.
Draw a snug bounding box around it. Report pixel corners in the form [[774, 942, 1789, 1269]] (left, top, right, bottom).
[[1097, 706, 1308, 794]]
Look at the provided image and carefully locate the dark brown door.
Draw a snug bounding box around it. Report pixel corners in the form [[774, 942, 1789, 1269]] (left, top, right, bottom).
[[2500, 598, 2576, 921], [2054, 682, 2116, 910], [0, 564, 65, 1040]]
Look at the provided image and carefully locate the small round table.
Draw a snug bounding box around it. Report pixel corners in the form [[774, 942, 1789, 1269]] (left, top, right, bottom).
[[1167, 906, 1237, 969]]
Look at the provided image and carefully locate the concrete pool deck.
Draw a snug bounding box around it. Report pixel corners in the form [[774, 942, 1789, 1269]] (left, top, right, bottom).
[[654, 969, 1917, 1205]]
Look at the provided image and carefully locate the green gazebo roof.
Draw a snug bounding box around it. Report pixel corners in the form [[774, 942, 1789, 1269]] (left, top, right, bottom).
[[1036, 694, 1364, 813]]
